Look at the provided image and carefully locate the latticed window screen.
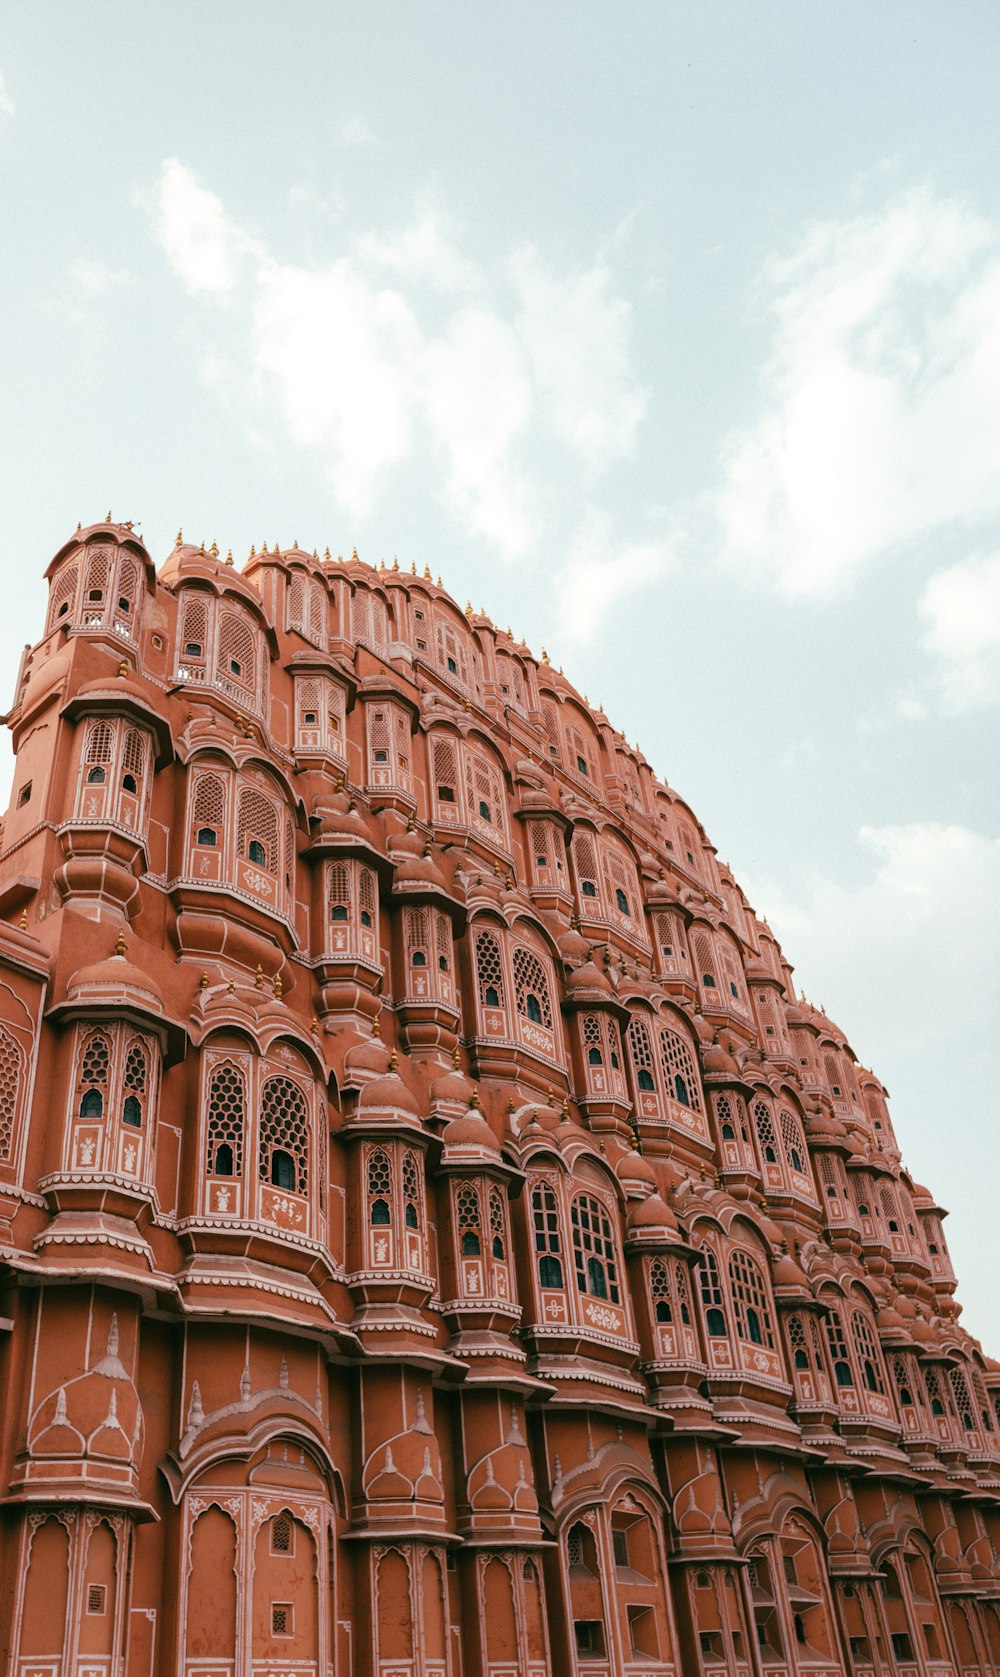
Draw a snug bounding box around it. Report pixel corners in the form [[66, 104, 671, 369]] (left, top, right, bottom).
[[434, 911, 450, 972], [115, 556, 139, 629], [402, 1149, 422, 1228], [435, 616, 471, 688], [787, 1313, 809, 1368], [84, 719, 116, 771], [693, 930, 717, 990], [603, 846, 636, 918], [124, 1040, 147, 1093], [367, 1147, 392, 1215], [0, 1026, 21, 1160], [752, 1100, 779, 1164], [531, 1181, 563, 1286], [880, 1183, 900, 1230], [464, 748, 506, 837], [825, 1308, 854, 1384], [456, 1182, 483, 1253], [216, 608, 256, 693], [488, 1186, 507, 1258], [541, 702, 561, 761], [779, 1109, 810, 1179], [627, 1016, 658, 1093], [582, 1013, 602, 1061], [474, 930, 506, 1008], [851, 1311, 885, 1392], [512, 946, 553, 1029], [206, 1062, 245, 1177], [571, 1193, 620, 1302], [674, 1262, 691, 1323], [823, 1053, 843, 1096], [179, 594, 209, 658], [47, 563, 79, 632], [650, 1256, 673, 1322], [192, 772, 226, 835], [949, 1366, 977, 1433], [653, 911, 686, 970], [237, 787, 279, 872], [258, 1076, 309, 1194], [658, 1029, 702, 1111], [573, 832, 601, 902], [432, 737, 459, 802], [121, 728, 147, 785], [529, 821, 550, 870], [353, 589, 389, 653], [329, 861, 351, 919], [699, 1248, 726, 1330], [81, 1031, 111, 1087], [728, 1250, 775, 1346], [271, 1513, 292, 1554], [359, 867, 377, 927], [84, 547, 110, 601], [404, 907, 428, 967]]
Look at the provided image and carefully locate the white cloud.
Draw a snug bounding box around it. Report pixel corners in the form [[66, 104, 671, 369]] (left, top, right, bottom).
[[71, 259, 130, 292], [918, 550, 1000, 711], [552, 510, 672, 645], [719, 185, 1000, 595], [152, 159, 658, 623], [746, 821, 1000, 1057], [0, 71, 13, 116], [156, 159, 256, 296], [512, 249, 648, 470], [340, 114, 377, 149]]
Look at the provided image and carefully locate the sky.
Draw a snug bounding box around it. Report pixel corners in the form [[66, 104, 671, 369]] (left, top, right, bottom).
[[1, 2, 999, 1343]]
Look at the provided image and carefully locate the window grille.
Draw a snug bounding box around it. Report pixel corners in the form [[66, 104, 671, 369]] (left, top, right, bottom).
[[651, 1255, 673, 1323], [353, 588, 388, 653], [715, 1092, 737, 1141], [658, 1028, 702, 1111], [573, 832, 601, 903], [693, 930, 717, 991], [359, 867, 377, 928], [81, 1031, 111, 1086], [582, 1013, 602, 1062], [512, 946, 552, 1029], [123, 1039, 147, 1098], [456, 1182, 483, 1254], [402, 1148, 421, 1229], [571, 1193, 621, 1303], [47, 563, 79, 632], [84, 719, 116, 771], [192, 772, 226, 835], [653, 910, 686, 971], [179, 593, 209, 661], [825, 1308, 854, 1386], [271, 1513, 292, 1554], [541, 701, 561, 760], [823, 1053, 843, 1097], [434, 910, 450, 973], [0, 1026, 21, 1160], [779, 1109, 810, 1180], [848, 1311, 884, 1393], [949, 1366, 977, 1433], [752, 1099, 779, 1165], [603, 846, 636, 919], [114, 555, 139, 633], [206, 1062, 245, 1178], [488, 1186, 507, 1259], [699, 1248, 727, 1336], [367, 1147, 392, 1223], [121, 727, 147, 785], [465, 749, 505, 836], [674, 1261, 691, 1323], [924, 1367, 947, 1418], [216, 608, 256, 695], [787, 1313, 809, 1369], [404, 907, 428, 966], [237, 786, 279, 873], [84, 547, 110, 606], [329, 861, 351, 921], [433, 736, 459, 805], [880, 1183, 899, 1231], [258, 1075, 309, 1194], [271, 1604, 292, 1636], [627, 1016, 658, 1093], [474, 929, 505, 1009], [728, 1249, 775, 1346], [531, 1181, 563, 1287], [529, 820, 550, 870], [86, 1584, 107, 1614]]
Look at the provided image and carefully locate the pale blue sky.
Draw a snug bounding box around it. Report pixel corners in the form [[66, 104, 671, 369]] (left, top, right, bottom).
[[2, 3, 999, 1341]]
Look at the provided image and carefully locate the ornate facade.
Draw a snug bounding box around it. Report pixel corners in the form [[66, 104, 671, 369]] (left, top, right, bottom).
[[0, 519, 997, 1677]]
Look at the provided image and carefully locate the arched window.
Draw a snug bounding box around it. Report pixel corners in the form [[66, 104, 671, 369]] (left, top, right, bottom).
[[80, 1031, 110, 1108], [728, 1249, 775, 1347], [474, 929, 506, 1011], [329, 861, 351, 922], [658, 1029, 702, 1113], [571, 1194, 621, 1303], [850, 1311, 884, 1394], [121, 1038, 147, 1127], [206, 1062, 245, 1179], [650, 1256, 673, 1323], [216, 606, 256, 697], [825, 1308, 854, 1387], [531, 1181, 563, 1288], [0, 1025, 22, 1162], [258, 1075, 309, 1197], [573, 832, 601, 907], [752, 1099, 779, 1165], [432, 736, 459, 807], [47, 561, 79, 633], [80, 1088, 103, 1118], [237, 786, 279, 874], [699, 1248, 727, 1337], [949, 1366, 977, 1434], [456, 1182, 483, 1255], [693, 929, 717, 992], [489, 1186, 507, 1260], [787, 1314, 810, 1370], [191, 771, 227, 852], [359, 867, 376, 930], [512, 946, 553, 1030], [779, 1109, 810, 1183], [367, 1147, 392, 1225], [402, 1149, 422, 1230], [627, 1016, 657, 1095], [83, 719, 115, 781]]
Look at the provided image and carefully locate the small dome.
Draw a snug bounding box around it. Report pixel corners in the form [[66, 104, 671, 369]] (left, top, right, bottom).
[[556, 922, 590, 964], [66, 947, 164, 1015], [358, 1069, 421, 1117], [772, 1253, 809, 1290], [430, 1057, 474, 1108], [344, 1029, 391, 1083], [393, 848, 449, 892], [442, 1105, 500, 1153], [616, 1150, 657, 1195], [627, 1192, 678, 1234], [565, 958, 613, 997]]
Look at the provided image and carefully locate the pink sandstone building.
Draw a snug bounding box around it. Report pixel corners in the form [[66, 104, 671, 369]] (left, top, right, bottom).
[[0, 519, 997, 1677]]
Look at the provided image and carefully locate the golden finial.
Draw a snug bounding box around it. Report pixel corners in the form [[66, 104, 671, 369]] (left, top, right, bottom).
[[561, 1097, 571, 1121], [293, 538, 298, 550], [410, 561, 417, 575], [18, 910, 28, 931], [584, 693, 589, 705], [106, 510, 113, 523], [470, 1086, 480, 1109], [423, 840, 432, 858], [378, 557, 385, 570], [175, 528, 183, 546], [392, 556, 399, 571], [261, 541, 268, 554], [407, 813, 416, 832], [465, 600, 473, 616], [507, 1098, 516, 1116], [436, 576, 442, 587], [389, 1048, 398, 1071], [249, 544, 256, 557], [547, 1085, 555, 1102], [225, 549, 234, 566], [198, 539, 205, 553], [505, 874, 513, 889], [117, 660, 128, 677], [324, 546, 331, 561], [255, 963, 264, 990], [311, 1014, 319, 1033], [228, 976, 236, 994], [312, 549, 318, 560], [76, 521, 81, 532], [372, 1014, 381, 1038], [210, 540, 218, 557], [199, 970, 209, 988], [541, 648, 550, 665], [423, 565, 432, 580], [453, 1044, 461, 1070], [115, 929, 127, 957], [273, 970, 283, 999], [351, 547, 359, 562]]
